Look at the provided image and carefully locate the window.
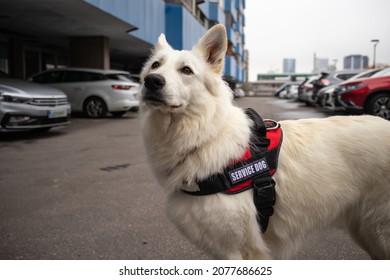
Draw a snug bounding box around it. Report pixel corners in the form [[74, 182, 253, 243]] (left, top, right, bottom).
[[80, 72, 105, 82], [337, 73, 358, 81], [106, 73, 136, 82], [62, 71, 105, 83], [32, 71, 63, 84], [62, 71, 82, 82]]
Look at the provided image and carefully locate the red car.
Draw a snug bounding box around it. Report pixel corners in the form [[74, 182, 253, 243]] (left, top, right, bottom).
[[336, 68, 390, 120]]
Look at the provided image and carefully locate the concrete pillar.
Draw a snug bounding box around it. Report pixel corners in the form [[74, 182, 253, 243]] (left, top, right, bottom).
[[69, 36, 110, 69]]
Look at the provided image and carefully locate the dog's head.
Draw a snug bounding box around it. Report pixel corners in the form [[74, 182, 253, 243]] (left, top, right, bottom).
[[140, 24, 228, 113]]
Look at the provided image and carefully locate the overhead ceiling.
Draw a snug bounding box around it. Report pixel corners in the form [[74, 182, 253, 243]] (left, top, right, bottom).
[[0, 0, 153, 67]]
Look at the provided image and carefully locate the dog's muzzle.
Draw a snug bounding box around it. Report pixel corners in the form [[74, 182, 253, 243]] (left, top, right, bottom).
[[145, 74, 166, 91], [142, 74, 167, 106]]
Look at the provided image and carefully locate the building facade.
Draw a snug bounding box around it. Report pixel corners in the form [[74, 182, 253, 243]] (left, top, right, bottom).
[[344, 55, 369, 70], [313, 56, 329, 74], [283, 58, 296, 73], [0, 0, 247, 84]]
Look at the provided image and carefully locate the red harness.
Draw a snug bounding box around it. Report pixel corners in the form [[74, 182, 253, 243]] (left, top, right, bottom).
[[182, 108, 283, 233], [226, 120, 282, 194]]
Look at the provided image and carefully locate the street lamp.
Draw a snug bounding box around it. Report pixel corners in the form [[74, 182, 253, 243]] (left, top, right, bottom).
[[371, 39, 379, 68]]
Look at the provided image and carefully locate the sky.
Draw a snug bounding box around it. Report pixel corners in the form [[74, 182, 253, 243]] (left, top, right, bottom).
[[245, 0, 390, 81]]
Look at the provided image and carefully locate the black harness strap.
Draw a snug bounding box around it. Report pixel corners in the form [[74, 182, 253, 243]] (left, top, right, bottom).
[[183, 147, 280, 196], [245, 108, 276, 233]]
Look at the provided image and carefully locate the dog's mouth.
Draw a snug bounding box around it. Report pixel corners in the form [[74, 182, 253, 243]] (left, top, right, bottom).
[[143, 95, 182, 109], [143, 95, 166, 106]]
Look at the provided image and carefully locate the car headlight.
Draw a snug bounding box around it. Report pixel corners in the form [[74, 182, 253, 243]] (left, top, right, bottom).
[[338, 83, 365, 93], [324, 88, 335, 94], [0, 93, 31, 103]]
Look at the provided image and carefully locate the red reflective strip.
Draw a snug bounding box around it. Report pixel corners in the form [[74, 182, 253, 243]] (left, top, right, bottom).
[[266, 128, 282, 150]]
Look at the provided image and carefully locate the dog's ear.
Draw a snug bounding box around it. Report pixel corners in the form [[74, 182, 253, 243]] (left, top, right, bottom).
[[154, 34, 173, 52], [194, 24, 227, 75]]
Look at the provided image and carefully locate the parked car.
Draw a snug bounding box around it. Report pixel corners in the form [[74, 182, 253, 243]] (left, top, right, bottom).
[[274, 82, 299, 98], [327, 69, 363, 85], [318, 68, 384, 109], [279, 84, 299, 99], [336, 68, 390, 120], [305, 70, 362, 106], [297, 76, 318, 102], [234, 88, 245, 98], [0, 78, 71, 132], [30, 68, 140, 118]]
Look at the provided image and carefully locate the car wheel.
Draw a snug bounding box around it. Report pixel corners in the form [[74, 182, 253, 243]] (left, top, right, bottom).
[[111, 111, 127, 118], [83, 97, 107, 118], [366, 93, 390, 120]]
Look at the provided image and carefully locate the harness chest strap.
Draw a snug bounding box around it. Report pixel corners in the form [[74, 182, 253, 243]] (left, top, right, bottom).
[[182, 108, 283, 233]]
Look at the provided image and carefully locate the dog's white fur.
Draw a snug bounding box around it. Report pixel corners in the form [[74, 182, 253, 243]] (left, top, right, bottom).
[[139, 24, 390, 259]]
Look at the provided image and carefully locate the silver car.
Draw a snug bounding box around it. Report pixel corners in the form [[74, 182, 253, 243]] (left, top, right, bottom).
[[0, 78, 71, 132], [30, 68, 140, 118]]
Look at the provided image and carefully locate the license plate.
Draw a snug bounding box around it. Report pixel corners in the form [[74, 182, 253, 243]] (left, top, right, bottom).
[[48, 109, 67, 119]]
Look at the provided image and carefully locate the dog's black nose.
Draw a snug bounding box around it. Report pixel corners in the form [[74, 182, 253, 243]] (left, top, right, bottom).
[[144, 74, 166, 91]]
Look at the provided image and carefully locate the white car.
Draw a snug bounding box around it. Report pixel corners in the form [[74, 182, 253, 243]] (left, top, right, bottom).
[[30, 68, 140, 118]]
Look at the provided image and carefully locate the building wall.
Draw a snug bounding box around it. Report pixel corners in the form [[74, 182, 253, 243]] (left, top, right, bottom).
[[165, 3, 205, 50], [85, 0, 246, 83], [69, 36, 110, 69], [314, 58, 329, 73], [198, 1, 226, 26], [84, 0, 166, 45], [223, 0, 246, 82], [344, 55, 369, 70], [283, 58, 296, 73], [2, 0, 246, 83]]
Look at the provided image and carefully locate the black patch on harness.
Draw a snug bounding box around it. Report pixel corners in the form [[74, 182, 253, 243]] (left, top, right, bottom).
[[227, 157, 269, 185]]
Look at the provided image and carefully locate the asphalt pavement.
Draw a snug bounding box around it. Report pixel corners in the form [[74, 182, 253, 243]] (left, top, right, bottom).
[[0, 97, 370, 260]]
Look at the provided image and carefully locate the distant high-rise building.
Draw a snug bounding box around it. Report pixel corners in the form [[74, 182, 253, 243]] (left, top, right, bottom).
[[283, 58, 296, 73], [313, 53, 329, 73], [344, 55, 369, 70]]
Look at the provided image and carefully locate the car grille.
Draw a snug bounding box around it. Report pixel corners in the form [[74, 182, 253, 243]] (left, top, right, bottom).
[[29, 97, 68, 107], [1, 114, 70, 129]]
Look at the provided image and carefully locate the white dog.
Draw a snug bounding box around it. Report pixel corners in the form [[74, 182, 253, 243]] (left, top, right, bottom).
[[139, 24, 390, 259]]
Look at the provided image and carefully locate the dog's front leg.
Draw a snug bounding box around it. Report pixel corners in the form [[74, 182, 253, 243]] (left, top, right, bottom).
[[220, 247, 271, 260], [246, 250, 272, 260]]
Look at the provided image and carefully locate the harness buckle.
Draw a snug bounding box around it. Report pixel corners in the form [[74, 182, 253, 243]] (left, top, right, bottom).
[[253, 178, 276, 209], [263, 119, 280, 130], [253, 178, 276, 233]]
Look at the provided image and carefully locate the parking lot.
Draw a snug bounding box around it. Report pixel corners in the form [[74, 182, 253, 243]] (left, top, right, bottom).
[[0, 97, 370, 260]]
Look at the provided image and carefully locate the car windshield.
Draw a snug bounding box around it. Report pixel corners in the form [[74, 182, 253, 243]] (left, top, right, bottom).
[[349, 69, 383, 80], [371, 68, 390, 78], [106, 73, 137, 83]]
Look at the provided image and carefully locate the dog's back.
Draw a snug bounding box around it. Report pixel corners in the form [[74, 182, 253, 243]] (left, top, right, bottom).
[[268, 115, 390, 259]]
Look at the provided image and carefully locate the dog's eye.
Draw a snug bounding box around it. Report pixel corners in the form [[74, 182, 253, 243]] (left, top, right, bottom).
[[181, 66, 193, 75], [151, 61, 160, 69]]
